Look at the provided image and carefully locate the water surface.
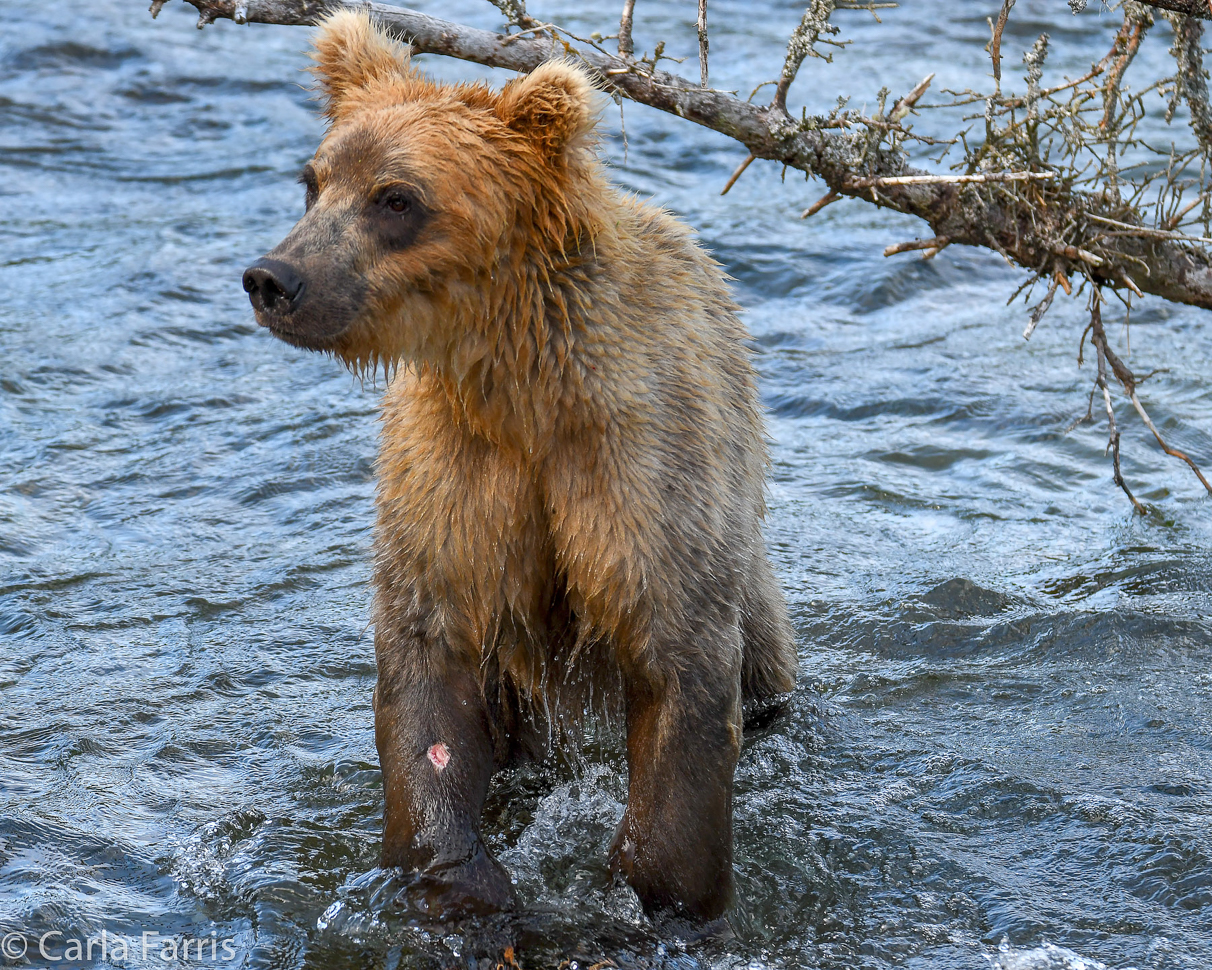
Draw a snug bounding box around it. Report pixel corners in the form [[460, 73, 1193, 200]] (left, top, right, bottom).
[[1, 2, 1210, 968]]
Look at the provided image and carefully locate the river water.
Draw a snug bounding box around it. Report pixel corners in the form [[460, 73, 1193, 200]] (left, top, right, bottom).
[[1, 1, 1210, 968]]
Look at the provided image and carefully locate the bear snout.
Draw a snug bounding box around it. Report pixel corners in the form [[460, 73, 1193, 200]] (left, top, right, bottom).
[[243, 257, 305, 317], [242, 251, 366, 352]]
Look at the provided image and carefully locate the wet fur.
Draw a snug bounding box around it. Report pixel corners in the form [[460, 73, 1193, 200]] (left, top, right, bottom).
[[256, 9, 798, 921]]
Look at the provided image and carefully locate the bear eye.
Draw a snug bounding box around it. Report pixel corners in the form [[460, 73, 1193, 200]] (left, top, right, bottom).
[[370, 184, 428, 250], [298, 166, 319, 212], [382, 191, 412, 214]]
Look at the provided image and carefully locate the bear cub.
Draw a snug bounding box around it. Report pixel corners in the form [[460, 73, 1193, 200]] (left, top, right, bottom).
[[243, 10, 797, 924]]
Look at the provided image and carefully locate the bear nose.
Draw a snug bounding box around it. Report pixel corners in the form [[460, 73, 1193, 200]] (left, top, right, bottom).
[[243, 257, 305, 314]]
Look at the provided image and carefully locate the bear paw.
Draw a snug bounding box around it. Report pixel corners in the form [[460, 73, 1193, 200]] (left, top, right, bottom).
[[401, 845, 517, 919]]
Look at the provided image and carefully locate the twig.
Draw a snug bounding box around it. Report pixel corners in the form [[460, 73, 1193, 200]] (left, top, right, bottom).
[[889, 73, 934, 122], [1163, 191, 1207, 228], [1101, 9, 1149, 137], [989, 0, 1016, 90], [1099, 360, 1144, 512], [1053, 243, 1103, 266], [1023, 275, 1059, 339], [1085, 212, 1212, 243], [1100, 6, 1151, 199], [1165, 8, 1212, 156], [884, 235, 949, 256], [1089, 300, 1147, 513], [775, 0, 838, 112], [846, 171, 1055, 186], [697, 0, 709, 88], [486, 0, 536, 30], [1125, 390, 1212, 491], [1066, 385, 1099, 434], [618, 0, 635, 56], [801, 189, 840, 217], [720, 153, 755, 194], [620, 0, 639, 56], [1094, 312, 1212, 493]]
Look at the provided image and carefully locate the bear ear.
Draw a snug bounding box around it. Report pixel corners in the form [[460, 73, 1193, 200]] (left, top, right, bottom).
[[495, 61, 597, 159], [310, 9, 412, 120]]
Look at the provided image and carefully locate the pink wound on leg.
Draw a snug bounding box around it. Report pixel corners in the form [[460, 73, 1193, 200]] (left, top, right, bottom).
[[427, 742, 450, 772]]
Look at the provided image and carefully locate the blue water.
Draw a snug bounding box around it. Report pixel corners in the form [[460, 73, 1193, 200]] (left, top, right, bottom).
[[1, 1, 1210, 967]]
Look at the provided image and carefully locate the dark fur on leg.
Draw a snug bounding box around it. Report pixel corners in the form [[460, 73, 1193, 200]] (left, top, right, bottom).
[[609, 631, 743, 922], [374, 642, 515, 917]]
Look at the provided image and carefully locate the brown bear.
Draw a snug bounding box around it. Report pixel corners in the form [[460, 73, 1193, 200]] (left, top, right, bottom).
[[241, 10, 796, 924]]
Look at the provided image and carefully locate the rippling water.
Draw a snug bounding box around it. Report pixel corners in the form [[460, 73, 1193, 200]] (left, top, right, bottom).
[[2, 1, 1210, 968]]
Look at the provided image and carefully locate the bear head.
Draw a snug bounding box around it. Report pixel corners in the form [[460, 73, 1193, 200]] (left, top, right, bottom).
[[243, 9, 601, 376]]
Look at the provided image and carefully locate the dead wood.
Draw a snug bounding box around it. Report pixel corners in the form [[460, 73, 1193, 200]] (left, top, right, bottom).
[[151, 0, 1212, 313]]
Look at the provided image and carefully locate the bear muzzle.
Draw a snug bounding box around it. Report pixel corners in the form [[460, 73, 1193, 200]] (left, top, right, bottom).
[[244, 257, 305, 317], [243, 255, 362, 350]]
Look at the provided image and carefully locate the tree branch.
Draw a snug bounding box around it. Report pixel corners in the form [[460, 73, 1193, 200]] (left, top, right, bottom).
[[988, 0, 1015, 90], [1134, 0, 1212, 18], [1089, 299, 1147, 513], [774, 1, 837, 111], [152, 0, 1212, 311], [1092, 300, 1212, 493], [618, 0, 635, 57]]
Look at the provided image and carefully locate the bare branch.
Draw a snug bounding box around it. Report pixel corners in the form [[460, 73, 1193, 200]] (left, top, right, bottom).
[[1128, 390, 1212, 492], [1134, 0, 1212, 17], [989, 0, 1015, 90], [889, 73, 933, 123], [720, 153, 755, 195], [1023, 275, 1059, 340], [1093, 308, 1212, 493], [774, 0, 837, 112], [1089, 300, 1148, 513], [1101, 9, 1149, 137], [1086, 294, 1212, 499], [148, 0, 1212, 509], [884, 236, 949, 256], [800, 189, 840, 218], [847, 172, 1055, 187], [1163, 191, 1207, 228], [486, 0, 534, 30], [152, 0, 1212, 311], [618, 0, 635, 56], [1163, 10, 1212, 156], [1099, 5, 1151, 201], [1085, 212, 1212, 244]]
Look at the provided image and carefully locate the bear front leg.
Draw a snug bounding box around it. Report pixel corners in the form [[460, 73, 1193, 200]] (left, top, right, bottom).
[[609, 640, 743, 924], [374, 644, 515, 916]]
